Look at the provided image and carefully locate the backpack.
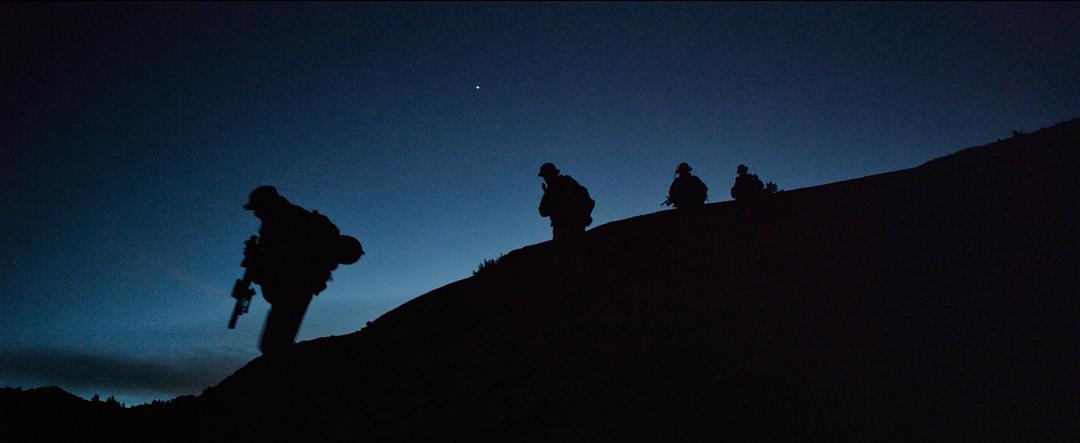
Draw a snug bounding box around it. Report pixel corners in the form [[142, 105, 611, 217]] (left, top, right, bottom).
[[570, 178, 595, 227], [732, 174, 764, 201], [303, 210, 343, 294], [688, 176, 708, 205], [539, 176, 595, 227]]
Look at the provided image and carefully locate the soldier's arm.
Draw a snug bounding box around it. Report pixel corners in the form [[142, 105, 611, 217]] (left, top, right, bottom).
[[243, 245, 265, 284], [539, 192, 551, 217]]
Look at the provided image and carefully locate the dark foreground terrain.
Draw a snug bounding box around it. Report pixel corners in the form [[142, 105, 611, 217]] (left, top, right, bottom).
[[5, 119, 1077, 441]]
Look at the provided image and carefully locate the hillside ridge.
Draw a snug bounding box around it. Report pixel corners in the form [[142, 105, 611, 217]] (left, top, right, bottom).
[[6, 118, 1078, 441]]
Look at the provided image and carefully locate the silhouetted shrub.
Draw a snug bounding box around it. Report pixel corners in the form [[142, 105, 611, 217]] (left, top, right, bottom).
[[765, 182, 783, 196], [473, 254, 504, 276]]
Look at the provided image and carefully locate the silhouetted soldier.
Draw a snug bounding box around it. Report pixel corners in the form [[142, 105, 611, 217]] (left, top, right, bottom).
[[663, 162, 708, 209], [538, 163, 594, 277], [730, 164, 765, 203], [237, 185, 363, 354]]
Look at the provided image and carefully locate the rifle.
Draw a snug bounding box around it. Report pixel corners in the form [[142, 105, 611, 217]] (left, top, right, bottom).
[[228, 236, 259, 329]]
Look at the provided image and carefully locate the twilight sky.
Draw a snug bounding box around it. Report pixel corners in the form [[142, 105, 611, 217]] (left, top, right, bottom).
[[2, 2, 1077, 405]]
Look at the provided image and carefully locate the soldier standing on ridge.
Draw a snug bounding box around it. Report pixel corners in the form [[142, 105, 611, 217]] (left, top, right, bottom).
[[730, 164, 765, 203], [234, 185, 363, 355], [664, 162, 708, 209], [538, 163, 594, 277]]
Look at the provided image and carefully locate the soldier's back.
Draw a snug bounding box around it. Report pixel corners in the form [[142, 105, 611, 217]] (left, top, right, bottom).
[[731, 174, 764, 201], [671, 175, 707, 208]]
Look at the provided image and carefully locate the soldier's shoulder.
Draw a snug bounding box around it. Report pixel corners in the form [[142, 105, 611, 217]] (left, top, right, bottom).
[[284, 200, 307, 212], [560, 175, 580, 186]]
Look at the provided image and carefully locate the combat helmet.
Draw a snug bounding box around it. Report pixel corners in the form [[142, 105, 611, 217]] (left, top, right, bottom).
[[244, 185, 283, 210], [538, 162, 560, 178]]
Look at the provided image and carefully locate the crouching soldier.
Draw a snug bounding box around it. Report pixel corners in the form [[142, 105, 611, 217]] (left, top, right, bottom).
[[730, 164, 765, 203], [664, 162, 708, 209]]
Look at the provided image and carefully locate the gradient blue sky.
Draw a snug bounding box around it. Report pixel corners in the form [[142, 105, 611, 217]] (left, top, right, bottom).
[[2, 2, 1077, 405]]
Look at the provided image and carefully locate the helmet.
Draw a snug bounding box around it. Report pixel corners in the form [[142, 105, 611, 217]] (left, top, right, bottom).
[[737, 164, 748, 174], [538, 162, 560, 177], [336, 235, 364, 265], [676, 162, 692, 174], [244, 185, 282, 210]]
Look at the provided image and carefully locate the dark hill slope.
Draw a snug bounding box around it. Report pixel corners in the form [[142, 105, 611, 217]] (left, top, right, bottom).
[[0, 387, 127, 440], [149, 119, 1076, 441]]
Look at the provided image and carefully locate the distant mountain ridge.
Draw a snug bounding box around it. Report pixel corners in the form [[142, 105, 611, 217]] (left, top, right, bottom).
[[4, 118, 1077, 441]]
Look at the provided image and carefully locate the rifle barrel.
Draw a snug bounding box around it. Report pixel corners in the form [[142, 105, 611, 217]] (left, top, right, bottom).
[[228, 299, 242, 329]]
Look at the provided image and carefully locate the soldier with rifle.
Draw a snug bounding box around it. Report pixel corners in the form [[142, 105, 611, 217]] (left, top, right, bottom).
[[230, 185, 363, 355], [663, 162, 708, 209]]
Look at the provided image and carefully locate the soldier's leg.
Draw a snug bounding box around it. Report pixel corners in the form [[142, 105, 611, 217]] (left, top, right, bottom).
[[552, 224, 572, 263], [552, 224, 588, 280], [567, 226, 588, 277], [259, 288, 313, 355]]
